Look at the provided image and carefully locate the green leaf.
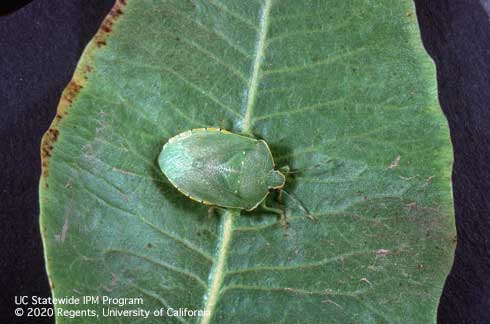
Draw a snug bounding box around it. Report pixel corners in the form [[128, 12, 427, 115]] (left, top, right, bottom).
[[40, 0, 455, 323]]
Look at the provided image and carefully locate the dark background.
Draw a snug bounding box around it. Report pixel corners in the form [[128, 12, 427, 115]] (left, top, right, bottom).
[[1, 0, 489, 323]]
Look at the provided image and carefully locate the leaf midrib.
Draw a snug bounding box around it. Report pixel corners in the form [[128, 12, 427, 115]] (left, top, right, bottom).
[[199, 1, 272, 323], [241, 0, 271, 133]]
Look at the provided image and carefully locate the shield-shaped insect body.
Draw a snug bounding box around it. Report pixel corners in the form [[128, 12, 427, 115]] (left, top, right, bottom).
[[158, 128, 285, 211]]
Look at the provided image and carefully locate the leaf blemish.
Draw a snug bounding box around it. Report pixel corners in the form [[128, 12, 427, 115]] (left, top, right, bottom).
[[63, 81, 83, 104], [54, 217, 69, 243], [41, 128, 60, 177], [406, 202, 417, 211], [101, 273, 119, 292], [388, 155, 401, 169], [93, 0, 126, 47], [102, 25, 112, 33], [96, 40, 107, 48], [376, 249, 390, 257], [113, 8, 124, 17]]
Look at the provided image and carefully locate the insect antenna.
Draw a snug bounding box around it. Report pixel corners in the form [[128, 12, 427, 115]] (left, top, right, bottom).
[[281, 160, 332, 175]]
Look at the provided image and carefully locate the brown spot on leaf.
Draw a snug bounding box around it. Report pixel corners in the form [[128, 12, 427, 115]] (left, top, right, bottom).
[[102, 25, 112, 33], [49, 128, 59, 141], [41, 0, 124, 181], [96, 40, 107, 48], [406, 202, 417, 211], [41, 128, 60, 176], [111, 8, 124, 18], [41, 147, 51, 158], [92, 0, 126, 48], [63, 81, 83, 104]]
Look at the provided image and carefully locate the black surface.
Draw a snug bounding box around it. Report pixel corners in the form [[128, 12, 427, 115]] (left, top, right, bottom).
[[414, 1, 490, 323], [1, 0, 489, 323], [0, 0, 33, 15], [0, 1, 115, 323]]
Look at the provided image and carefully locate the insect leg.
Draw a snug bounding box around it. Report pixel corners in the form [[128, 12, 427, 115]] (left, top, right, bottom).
[[207, 206, 227, 219], [280, 190, 319, 223], [260, 201, 288, 229], [208, 206, 216, 219], [278, 165, 290, 174], [219, 118, 232, 130]]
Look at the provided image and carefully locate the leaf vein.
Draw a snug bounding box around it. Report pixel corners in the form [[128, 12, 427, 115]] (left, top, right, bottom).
[[226, 249, 377, 275], [130, 284, 190, 324], [262, 47, 367, 75], [162, 4, 252, 58], [105, 249, 207, 288], [207, 0, 258, 30]]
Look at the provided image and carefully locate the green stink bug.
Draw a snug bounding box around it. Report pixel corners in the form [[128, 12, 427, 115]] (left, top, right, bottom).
[[158, 127, 315, 225]]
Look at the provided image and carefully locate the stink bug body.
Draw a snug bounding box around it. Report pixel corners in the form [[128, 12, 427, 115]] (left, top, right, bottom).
[[158, 128, 286, 211]]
